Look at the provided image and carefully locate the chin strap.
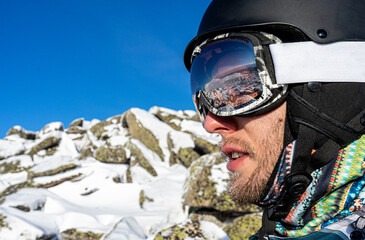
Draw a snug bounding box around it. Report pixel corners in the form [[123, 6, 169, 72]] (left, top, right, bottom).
[[267, 118, 315, 220], [263, 83, 365, 227]]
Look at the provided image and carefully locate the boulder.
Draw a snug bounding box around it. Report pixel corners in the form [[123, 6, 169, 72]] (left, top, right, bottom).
[[193, 136, 220, 154], [0, 160, 29, 174], [89, 120, 111, 140], [187, 113, 201, 122], [151, 108, 184, 131], [223, 213, 262, 240], [29, 163, 78, 178], [37, 122, 64, 138], [66, 118, 87, 134], [153, 220, 229, 240], [89, 116, 124, 140], [183, 153, 260, 213], [149, 107, 201, 131], [139, 190, 153, 209], [68, 118, 84, 128], [125, 110, 164, 161], [126, 167, 132, 183], [78, 146, 94, 160], [0, 139, 26, 159], [125, 141, 157, 177], [153, 220, 204, 240], [6, 126, 36, 140], [94, 146, 128, 164], [0, 215, 9, 230], [180, 147, 200, 167], [167, 132, 200, 167], [27, 136, 61, 157], [61, 229, 103, 240], [182, 153, 262, 239]]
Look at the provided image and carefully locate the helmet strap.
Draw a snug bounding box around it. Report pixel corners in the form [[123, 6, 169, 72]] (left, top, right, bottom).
[[267, 124, 315, 221]]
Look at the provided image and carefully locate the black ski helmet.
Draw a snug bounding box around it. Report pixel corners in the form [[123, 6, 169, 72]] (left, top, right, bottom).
[[184, 0, 365, 70], [184, 0, 365, 221]]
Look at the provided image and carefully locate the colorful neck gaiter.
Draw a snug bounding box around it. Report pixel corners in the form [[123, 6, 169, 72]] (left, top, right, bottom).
[[261, 135, 365, 237], [260, 141, 296, 206]]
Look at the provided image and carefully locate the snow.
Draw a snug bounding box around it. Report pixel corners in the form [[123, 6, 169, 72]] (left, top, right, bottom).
[[210, 162, 230, 195], [87, 130, 102, 148], [108, 135, 129, 147], [3, 188, 48, 211], [0, 107, 227, 239], [131, 108, 174, 162], [0, 139, 25, 159], [26, 131, 62, 152], [101, 217, 146, 240], [0, 207, 54, 240], [180, 119, 221, 144], [0, 155, 33, 169], [0, 172, 28, 193], [38, 122, 64, 138], [200, 221, 230, 240], [84, 119, 100, 130], [30, 155, 76, 174], [54, 133, 79, 158], [149, 106, 186, 119], [167, 131, 195, 152], [0, 152, 189, 238], [184, 110, 197, 118]]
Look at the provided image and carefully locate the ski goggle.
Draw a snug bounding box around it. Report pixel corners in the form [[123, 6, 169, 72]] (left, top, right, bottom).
[[189, 32, 287, 121]]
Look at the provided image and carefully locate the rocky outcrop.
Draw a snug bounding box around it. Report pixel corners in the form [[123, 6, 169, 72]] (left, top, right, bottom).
[[223, 214, 262, 240], [151, 107, 184, 131], [193, 136, 220, 154], [61, 229, 103, 240], [89, 119, 112, 140], [184, 153, 242, 212], [125, 140, 157, 177], [94, 146, 128, 164], [182, 152, 262, 239], [125, 110, 165, 161], [37, 122, 64, 138], [154, 220, 205, 239], [66, 118, 87, 134], [7, 126, 36, 140], [0, 106, 262, 239], [167, 132, 200, 167], [153, 219, 229, 240], [27, 136, 61, 157]]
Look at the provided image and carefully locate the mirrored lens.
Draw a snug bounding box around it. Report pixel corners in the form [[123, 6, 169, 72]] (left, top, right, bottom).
[[190, 38, 263, 112]]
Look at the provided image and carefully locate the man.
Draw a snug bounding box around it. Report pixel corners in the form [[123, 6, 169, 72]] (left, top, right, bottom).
[[184, 0, 365, 239]]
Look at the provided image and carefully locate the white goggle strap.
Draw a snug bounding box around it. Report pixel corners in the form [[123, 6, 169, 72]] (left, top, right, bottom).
[[269, 41, 365, 84]]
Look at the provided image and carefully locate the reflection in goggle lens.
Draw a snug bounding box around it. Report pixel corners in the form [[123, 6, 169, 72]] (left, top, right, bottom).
[[190, 38, 263, 113]]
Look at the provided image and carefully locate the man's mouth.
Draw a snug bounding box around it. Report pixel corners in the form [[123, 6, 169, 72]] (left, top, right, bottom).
[[221, 146, 248, 161], [231, 151, 245, 159], [222, 151, 246, 161], [221, 145, 251, 171]]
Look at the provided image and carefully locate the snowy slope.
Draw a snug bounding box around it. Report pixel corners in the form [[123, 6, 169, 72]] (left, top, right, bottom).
[[0, 107, 231, 240]]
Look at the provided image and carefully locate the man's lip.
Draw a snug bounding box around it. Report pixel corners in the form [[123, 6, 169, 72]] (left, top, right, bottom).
[[226, 155, 249, 172], [221, 145, 248, 158], [221, 145, 249, 171]]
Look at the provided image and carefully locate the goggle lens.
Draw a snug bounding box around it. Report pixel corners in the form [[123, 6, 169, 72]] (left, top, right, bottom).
[[190, 38, 263, 115]]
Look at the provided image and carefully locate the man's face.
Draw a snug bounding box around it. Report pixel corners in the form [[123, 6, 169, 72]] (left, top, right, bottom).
[[203, 102, 287, 204]]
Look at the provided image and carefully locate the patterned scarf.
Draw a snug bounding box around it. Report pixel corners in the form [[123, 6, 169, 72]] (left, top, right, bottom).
[[260, 135, 365, 237]]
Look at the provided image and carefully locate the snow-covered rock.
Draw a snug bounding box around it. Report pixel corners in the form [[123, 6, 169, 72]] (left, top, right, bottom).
[[0, 106, 261, 239]]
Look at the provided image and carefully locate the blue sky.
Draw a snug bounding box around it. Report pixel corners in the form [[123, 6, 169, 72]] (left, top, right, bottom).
[[0, 0, 211, 137]]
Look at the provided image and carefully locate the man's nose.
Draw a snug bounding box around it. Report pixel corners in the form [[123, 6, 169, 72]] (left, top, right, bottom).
[[204, 111, 238, 134]]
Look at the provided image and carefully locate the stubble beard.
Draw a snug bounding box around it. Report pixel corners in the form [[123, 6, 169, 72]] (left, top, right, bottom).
[[226, 121, 284, 205]]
